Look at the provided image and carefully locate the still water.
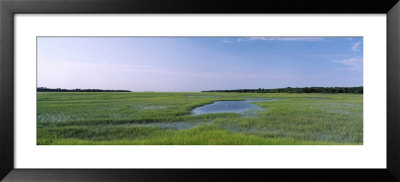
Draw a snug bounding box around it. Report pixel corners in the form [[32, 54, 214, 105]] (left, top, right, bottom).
[[191, 99, 275, 115]]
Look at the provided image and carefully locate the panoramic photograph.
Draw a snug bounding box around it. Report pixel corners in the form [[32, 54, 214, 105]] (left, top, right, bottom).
[[37, 37, 363, 145]]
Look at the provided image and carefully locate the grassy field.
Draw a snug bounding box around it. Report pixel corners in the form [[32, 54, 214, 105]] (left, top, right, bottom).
[[37, 92, 363, 145]]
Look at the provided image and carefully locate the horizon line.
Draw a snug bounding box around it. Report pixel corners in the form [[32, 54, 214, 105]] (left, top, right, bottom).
[[37, 86, 364, 92]]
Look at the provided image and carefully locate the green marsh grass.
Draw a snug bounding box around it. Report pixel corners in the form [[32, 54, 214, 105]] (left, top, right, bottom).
[[37, 92, 363, 145]]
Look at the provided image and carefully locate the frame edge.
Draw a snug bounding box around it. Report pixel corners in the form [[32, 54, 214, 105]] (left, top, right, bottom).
[[0, 0, 15, 181], [388, 1, 400, 181], [1, 0, 400, 181]]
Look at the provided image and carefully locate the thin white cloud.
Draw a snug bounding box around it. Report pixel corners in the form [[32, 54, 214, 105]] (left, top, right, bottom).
[[352, 41, 362, 51], [220, 40, 233, 44], [237, 37, 324, 42], [332, 57, 363, 71]]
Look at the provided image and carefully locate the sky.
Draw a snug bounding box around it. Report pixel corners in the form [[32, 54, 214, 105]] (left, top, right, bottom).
[[37, 37, 363, 92]]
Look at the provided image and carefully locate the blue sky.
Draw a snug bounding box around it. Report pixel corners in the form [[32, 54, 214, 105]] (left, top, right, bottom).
[[37, 37, 363, 92]]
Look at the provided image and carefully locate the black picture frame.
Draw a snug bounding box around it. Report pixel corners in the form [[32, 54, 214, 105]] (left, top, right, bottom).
[[1, 0, 399, 181]]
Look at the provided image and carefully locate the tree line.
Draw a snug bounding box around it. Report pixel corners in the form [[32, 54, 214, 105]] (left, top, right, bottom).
[[203, 86, 363, 94], [37, 87, 131, 92]]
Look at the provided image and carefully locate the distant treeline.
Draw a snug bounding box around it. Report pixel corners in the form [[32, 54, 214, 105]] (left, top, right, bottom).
[[37, 87, 131, 92], [203, 87, 363, 94]]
